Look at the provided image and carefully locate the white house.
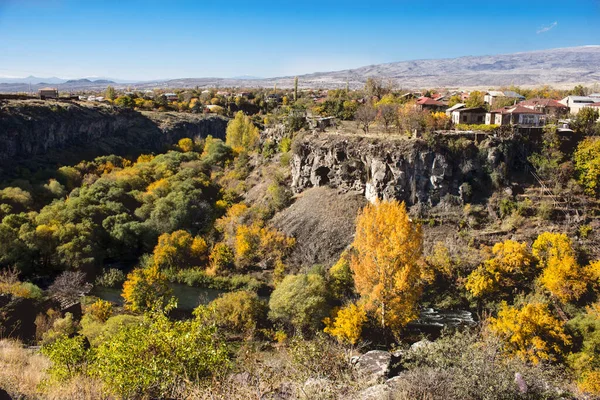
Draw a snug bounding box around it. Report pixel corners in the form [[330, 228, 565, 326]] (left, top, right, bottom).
[[559, 96, 598, 114], [486, 105, 544, 127]]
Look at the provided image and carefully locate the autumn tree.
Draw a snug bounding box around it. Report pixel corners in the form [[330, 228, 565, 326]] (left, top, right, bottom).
[[465, 91, 485, 108], [533, 232, 588, 303], [350, 200, 424, 334], [226, 111, 260, 152], [465, 240, 534, 298], [122, 265, 172, 312], [488, 301, 570, 364], [323, 302, 367, 345], [152, 230, 208, 271], [177, 137, 195, 152], [574, 137, 600, 196]]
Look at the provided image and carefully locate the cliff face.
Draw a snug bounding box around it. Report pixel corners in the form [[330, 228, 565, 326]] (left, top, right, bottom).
[[291, 134, 517, 205], [0, 100, 228, 165]]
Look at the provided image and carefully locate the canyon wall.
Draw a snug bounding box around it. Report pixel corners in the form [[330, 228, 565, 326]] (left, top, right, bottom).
[[291, 134, 521, 205], [0, 100, 228, 167]]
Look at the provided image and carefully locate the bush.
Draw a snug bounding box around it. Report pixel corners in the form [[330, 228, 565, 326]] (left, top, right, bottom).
[[80, 314, 143, 347], [396, 330, 568, 400], [537, 201, 554, 220], [205, 290, 267, 336], [454, 124, 499, 132], [41, 335, 88, 381], [94, 268, 126, 288], [86, 299, 113, 323], [268, 273, 330, 334], [91, 312, 228, 399], [41, 313, 77, 345]]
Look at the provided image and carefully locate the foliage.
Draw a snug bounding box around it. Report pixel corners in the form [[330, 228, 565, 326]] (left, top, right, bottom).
[[355, 104, 377, 133], [201, 135, 234, 166], [80, 314, 143, 347], [533, 232, 588, 302], [177, 137, 195, 152], [574, 137, 600, 196], [454, 123, 498, 132], [398, 329, 568, 399], [328, 252, 355, 301], [0, 267, 42, 299], [121, 265, 173, 312], [465, 91, 485, 108], [94, 268, 125, 288], [152, 230, 208, 271], [572, 107, 600, 135], [41, 335, 88, 381], [204, 290, 267, 336], [323, 302, 367, 345], [567, 306, 600, 395], [87, 299, 113, 323], [350, 200, 424, 334], [41, 312, 78, 345], [91, 311, 229, 399], [268, 273, 330, 334], [226, 111, 260, 152], [488, 301, 570, 364], [465, 240, 534, 298]]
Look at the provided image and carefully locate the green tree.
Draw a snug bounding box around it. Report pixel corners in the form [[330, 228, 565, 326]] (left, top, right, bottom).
[[122, 265, 173, 312], [268, 273, 330, 334], [465, 91, 485, 108], [105, 85, 116, 101]]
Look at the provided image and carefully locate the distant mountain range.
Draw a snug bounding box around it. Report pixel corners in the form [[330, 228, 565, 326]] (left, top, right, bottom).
[[1, 46, 599, 93]]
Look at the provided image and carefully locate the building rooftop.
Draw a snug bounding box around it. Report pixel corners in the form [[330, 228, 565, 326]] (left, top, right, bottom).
[[519, 98, 567, 108], [416, 97, 445, 106], [490, 105, 544, 114]]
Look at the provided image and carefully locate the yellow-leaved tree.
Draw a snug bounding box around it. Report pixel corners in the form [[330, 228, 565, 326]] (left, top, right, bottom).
[[465, 240, 534, 297], [152, 230, 208, 271], [122, 265, 172, 312], [533, 232, 588, 303], [324, 302, 367, 345], [488, 301, 571, 364], [350, 199, 424, 334], [225, 111, 260, 152]]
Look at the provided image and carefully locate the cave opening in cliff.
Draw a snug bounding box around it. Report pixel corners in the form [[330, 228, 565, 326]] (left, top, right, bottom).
[[315, 166, 330, 186]]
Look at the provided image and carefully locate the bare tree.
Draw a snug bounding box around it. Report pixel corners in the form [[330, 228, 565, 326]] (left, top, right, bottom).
[[355, 104, 377, 133], [378, 104, 398, 133], [48, 271, 92, 309]]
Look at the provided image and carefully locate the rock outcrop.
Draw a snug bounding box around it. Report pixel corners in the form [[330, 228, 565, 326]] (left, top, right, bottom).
[[291, 134, 518, 205], [0, 100, 228, 169]]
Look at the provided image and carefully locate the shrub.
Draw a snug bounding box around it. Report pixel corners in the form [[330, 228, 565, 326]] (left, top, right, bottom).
[[268, 273, 330, 334], [80, 314, 143, 347], [86, 299, 113, 323], [279, 137, 292, 153], [205, 290, 267, 336], [41, 335, 88, 381], [323, 302, 367, 345], [94, 268, 126, 288], [91, 312, 228, 399], [396, 329, 568, 399], [41, 313, 77, 345], [537, 201, 554, 220]]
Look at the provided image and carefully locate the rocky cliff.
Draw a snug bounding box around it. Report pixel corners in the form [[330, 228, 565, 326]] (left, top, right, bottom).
[[291, 134, 519, 206], [0, 100, 228, 169]]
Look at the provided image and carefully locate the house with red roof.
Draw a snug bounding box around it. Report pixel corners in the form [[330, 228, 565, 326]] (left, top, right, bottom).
[[518, 98, 569, 117], [486, 105, 545, 127], [415, 97, 446, 112]]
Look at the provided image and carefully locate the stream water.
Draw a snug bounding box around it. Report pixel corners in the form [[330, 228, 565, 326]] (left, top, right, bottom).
[[92, 283, 226, 310]]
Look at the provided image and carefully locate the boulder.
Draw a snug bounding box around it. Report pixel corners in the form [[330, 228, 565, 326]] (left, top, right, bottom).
[[410, 339, 432, 351], [356, 350, 392, 382], [357, 384, 390, 400]]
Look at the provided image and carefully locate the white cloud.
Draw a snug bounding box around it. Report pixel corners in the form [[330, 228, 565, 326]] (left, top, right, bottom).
[[537, 21, 558, 34]]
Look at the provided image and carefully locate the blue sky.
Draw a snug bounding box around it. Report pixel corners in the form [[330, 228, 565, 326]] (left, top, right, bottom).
[[0, 0, 598, 80]]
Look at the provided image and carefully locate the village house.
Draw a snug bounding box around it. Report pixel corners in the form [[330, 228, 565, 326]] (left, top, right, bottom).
[[451, 107, 487, 124], [38, 87, 58, 99], [486, 105, 544, 127], [483, 90, 525, 105], [445, 103, 466, 116], [164, 93, 178, 102], [518, 98, 569, 117], [415, 97, 446, 112], [559, 96, 598, 114]]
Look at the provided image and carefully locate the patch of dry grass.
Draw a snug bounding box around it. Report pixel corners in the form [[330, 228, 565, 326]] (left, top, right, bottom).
[[0, 339, 109, 400], [0, 339, 49, 398]]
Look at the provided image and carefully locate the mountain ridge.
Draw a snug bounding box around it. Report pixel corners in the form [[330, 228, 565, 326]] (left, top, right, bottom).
[[1, 46, 599, 92]]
